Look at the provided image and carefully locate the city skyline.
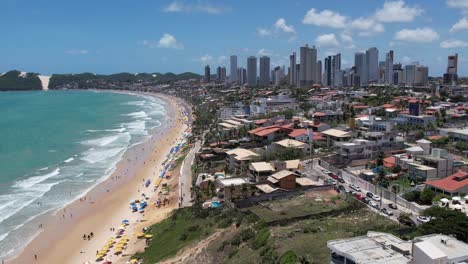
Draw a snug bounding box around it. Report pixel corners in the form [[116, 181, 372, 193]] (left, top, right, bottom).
[[1, 0, 468, 76]]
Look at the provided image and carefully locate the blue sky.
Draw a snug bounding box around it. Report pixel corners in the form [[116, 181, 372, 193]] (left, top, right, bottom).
[[1, 0, 468, 76]]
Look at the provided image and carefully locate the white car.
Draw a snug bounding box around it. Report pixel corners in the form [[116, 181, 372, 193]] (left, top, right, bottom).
[[372, 195, 381, 201], [322, 169, 331, 175], [349, 184, 361, 192], [417, 216, 431, 223], [368, 200, 377, 208]]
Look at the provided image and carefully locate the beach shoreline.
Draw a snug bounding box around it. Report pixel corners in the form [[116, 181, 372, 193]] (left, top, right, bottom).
[[7, 91, 191, 264]]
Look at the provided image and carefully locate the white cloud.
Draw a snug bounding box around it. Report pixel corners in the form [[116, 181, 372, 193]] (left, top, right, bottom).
[[217, 55, 227, 64], [401, 56, 413, 64], [451, 17, 468, 32], [256, 28, 272, 36], [163, 1, 230, 14], [315, 33, 340, 47], [394, 28, 439, 43], [440, 39, 468, 48], [350, 17, 385, 36], [302, 8, 347, 28], [257, 18, 296, 41], [274, 18, 295, 34], [65, 49, 88, 55], [374, 0, 423, 22], [199, 54, 213, 63], [340, 32, 353, 42], [157, 33, 183, 49], [257, 48, 272, 56], [446, 0, 468, 10]]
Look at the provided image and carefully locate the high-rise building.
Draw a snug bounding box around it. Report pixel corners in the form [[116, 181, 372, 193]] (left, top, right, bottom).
[[332, 53, 341, 87], [295, 64, 300, 86], [289, 52, 296, 86], [366, 47, 379, 84], [204, 65, 210, 83], [299, 44, 318, 87], [247, 56, 257, 86], [444, 53, 458, 84], [385, 50, 394, 85], [230, 55, 238, 84], [354, 52, 367, 87], [237, 67, 247, 85], [393, 63, 403, 85], [216, 66, 227, 82], [317, 60, 322, 85], [324, 56, 332, 86], [259, 56, 270, 86], [404, 64, 428, 86], [273, 66, 285, 86]]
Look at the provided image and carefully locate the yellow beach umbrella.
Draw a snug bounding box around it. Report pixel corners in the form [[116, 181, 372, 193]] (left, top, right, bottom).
[[144, 234, 153, 239], [114, 247, 124, 251], [96, 254, 104, 260], [130, 259, 138, 264]]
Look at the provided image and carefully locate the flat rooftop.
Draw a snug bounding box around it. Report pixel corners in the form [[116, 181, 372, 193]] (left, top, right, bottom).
[[327, 231, 412, 264], [414, 234, 468, 260]]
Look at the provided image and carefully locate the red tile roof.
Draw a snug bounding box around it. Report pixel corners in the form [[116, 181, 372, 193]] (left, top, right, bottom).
[[382, 104, 395, 108], [255, 127, 280, 137], [289, 129, 307, 138], [425, 171, 468, 192], [255, 119, 268, 125], [353, 105, 369, 109], [383, 157, 396, 168], [428, 135, 442, 140]]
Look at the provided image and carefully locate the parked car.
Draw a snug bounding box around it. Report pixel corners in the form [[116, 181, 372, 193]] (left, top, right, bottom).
[[368, 200, 378, 208], [366, 192, 374, 199], [363, 197, 371, 204], [398, 216, 416, 227], [322, 169, 331, 175], [355, 193, 364, 201], [349, 184, 361, 192], [417, 216, 431, 223], [338, 178, 345, 183], [381, 208, 394, 216], [338, 185, 346, 192], [388, 203, 398, 209], [326, 178, 337, 185], [372, 195, 381, 201]]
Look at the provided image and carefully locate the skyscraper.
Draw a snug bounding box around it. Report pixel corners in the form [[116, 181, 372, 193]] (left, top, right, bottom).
[[354, 52, 367, 87], [204, 65, 210, 83], [317, 60, 322, 85], [259, 56, 270, 86], [247, 56, 257, 86], [237, 67, 247, 85], [324, 56, 332, 86], [289, 52, 296, 86], [385, 50, 394, 85], [216, 66, 226, 82], [444, 53, 458, 84], [366, 47, 379, 84], [332, 53, 341, 86], [230, 55, 238, 84], [299, 44, 318, 87]]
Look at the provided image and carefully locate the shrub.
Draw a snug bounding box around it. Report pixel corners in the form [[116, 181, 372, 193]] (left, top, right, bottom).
[[252, 227, 270, 249], [178, 231, 188, 241], [279, 250, 298, 264], [419, 189, 435, 205], [187, 224, 200, 232]]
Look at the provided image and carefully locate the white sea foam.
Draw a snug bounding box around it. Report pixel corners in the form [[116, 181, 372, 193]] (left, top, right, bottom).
[[124, 101, 146, 106], [0, 232, 9, 243], [75, 173, 84, 178], [81, 147, 125, 164], [64, 157, 74, 163], [13, 168, 60, 189], [83, 135, 119, 147], [125, 111, 148, 118]]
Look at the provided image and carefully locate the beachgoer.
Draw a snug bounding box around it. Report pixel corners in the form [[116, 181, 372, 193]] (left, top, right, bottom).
[[87, 235, 90, 240], [90, 232, 94, 237], [34, 254, 37, 261]]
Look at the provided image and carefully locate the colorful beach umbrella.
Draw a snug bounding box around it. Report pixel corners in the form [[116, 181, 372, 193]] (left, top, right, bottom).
[[144, 234, 153, 239]]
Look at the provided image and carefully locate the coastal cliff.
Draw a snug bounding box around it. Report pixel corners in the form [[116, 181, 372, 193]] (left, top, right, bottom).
[[0, 70, 43, 91]]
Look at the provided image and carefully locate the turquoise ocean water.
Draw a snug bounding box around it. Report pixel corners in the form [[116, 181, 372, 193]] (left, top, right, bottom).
[[0, 90, 166, 258]]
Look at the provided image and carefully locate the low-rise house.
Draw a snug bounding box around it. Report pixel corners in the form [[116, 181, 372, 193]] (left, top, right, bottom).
[[225, 148, 259, 173], [335, 139, 379, 163], [216, 177, 251, 200], [273, 139, 311, 155], [392, 113, 436, 126], [408, 148, 454, 181], [249, 124, 293, 142], [449, 128, 468, 142], [249, 162, 275, 183], [321, 129, 352, 147], [425, 170, 468, 196], [267, 170, 297, 190]]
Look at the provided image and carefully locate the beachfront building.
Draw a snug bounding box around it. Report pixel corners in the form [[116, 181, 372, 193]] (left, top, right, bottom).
[[327, 232, 468, 264], [216, 177, 250, 200], [225, 148, 259, 174], [248, 124, 293, 143]]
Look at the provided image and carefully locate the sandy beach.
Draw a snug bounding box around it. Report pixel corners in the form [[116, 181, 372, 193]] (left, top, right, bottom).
[[8, 92, 191, 264]]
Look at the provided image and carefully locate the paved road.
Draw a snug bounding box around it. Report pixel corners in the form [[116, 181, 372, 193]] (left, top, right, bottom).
[[311, 160, 422, 226], [178, 140, 201, 207]]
